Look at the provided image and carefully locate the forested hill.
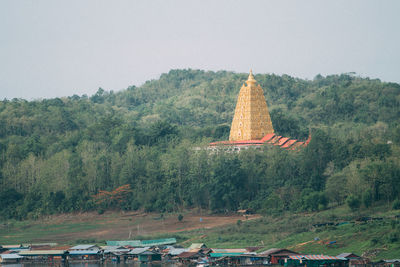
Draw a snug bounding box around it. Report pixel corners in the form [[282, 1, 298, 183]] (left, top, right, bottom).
[[1, 69, 400, 219]]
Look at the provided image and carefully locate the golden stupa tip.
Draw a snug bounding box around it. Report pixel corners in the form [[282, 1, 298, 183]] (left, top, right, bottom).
[[247, 69, 256, 84]]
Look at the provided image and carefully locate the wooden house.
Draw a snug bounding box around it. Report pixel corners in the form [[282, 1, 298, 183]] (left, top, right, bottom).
[[138, 250, 162, 263], [259, 248, 299, 265]]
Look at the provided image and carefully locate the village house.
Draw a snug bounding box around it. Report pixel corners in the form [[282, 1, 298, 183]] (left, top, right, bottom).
[[18, 250, 67, 262], [1, 239, 394, 266], [284, 254, 348, 267], [259, 248, 299, 265], [68, 244, 101, 251], [0, 253, 24, 264]]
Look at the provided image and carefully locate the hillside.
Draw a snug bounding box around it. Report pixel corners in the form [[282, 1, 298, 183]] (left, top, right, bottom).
[[0, 69, 399, 223], [1, 205, 399, 260]]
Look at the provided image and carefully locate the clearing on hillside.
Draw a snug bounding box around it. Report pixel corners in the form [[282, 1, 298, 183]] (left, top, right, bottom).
[[0, 210, 260, 244]]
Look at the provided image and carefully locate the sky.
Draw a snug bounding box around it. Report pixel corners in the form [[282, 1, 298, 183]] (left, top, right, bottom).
[[0, 0, 399, 100]]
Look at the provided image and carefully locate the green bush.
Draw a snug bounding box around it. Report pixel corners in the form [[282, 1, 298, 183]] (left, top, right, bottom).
[[97, 208, 105, 215], [387, 232, 399, 243], [392, 199, 400, 210], [370, 238, 379, 245], [346, 195, 361, 211], [362, 190, 373, 208]]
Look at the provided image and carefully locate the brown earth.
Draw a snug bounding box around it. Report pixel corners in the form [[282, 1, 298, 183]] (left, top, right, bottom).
[[30, 210, 260, 244]]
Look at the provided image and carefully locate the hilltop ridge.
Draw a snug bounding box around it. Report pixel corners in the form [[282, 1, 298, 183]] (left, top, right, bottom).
[[0, 69, 399, 224]]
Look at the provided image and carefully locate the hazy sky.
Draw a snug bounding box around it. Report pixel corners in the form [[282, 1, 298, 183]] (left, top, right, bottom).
[[1, 0, 399, 100]]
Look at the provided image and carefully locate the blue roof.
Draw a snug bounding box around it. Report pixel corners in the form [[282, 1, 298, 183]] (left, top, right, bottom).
[[69, 250, 101, 255], [106, 240, 141, 247], [210, 253, 244, 257]]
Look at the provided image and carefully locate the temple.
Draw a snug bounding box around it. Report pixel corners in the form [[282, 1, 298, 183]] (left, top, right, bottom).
[[209, 71, 310, 151], [229, 70, 274, 141]]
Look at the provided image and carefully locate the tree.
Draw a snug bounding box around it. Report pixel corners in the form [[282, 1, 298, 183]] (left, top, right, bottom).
[[347, 195, 361, 211]]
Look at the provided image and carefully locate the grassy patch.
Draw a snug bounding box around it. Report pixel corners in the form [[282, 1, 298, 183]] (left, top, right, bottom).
[[0, 221, 102, 244]]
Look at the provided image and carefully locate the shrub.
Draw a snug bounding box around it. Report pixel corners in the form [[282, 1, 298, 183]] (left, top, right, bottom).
[[346, 195, 361, 211], [392, 199, 400, 210], [370, 238, 379, 245], [97, 208, 104, 215], [178, 214, 183, 222], [362, 190, 373, 208], [387, 232, 399, 243]]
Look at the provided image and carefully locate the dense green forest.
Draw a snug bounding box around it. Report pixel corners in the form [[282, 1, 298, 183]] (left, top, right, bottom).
[[1, 69, 400, 220]]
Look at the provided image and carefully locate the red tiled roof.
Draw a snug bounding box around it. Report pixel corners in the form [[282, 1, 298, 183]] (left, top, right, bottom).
[[209, 133, 310, 151], [281, 139, 297, 148], [275, 137, 289, 146], [261, 133, 275, 142], [268, 136, 282, 144]]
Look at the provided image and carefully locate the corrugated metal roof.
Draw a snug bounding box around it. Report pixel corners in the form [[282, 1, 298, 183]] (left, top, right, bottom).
[[69, 244, 99, 250], [107, 240, 141, 247], [188, 243, 206, 250], [2, 245, 30, 251], [337, 253, 360, 258], [140, 250, 160, 255], [212, 249, 247, 253], [169, 248, 188, 256], [210, 252, 244, 257], [128, 247, 150, 255], [0, 254, 24, 259], [102, 246, 126, 250], [289, 255, 343, 260], [2, 245, 24, 248], [107, 238, 176, 247], [260, 248, 298, 256], [69, 250, 101, 255], [104, 249, 131, 254], [141, 238, 176, 246], [385, 259, 400, 263], [28, 243, 57, 247], [18, 250, 67, 256], [3, 249, 30, 253]]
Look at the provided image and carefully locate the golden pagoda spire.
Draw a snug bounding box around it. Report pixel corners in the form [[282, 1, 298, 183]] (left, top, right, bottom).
[[246, 69, 256, 85], [229, 70, 274, 141]]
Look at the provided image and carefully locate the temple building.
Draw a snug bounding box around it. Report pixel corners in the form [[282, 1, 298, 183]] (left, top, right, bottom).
[[209, 70, 310, 151]]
